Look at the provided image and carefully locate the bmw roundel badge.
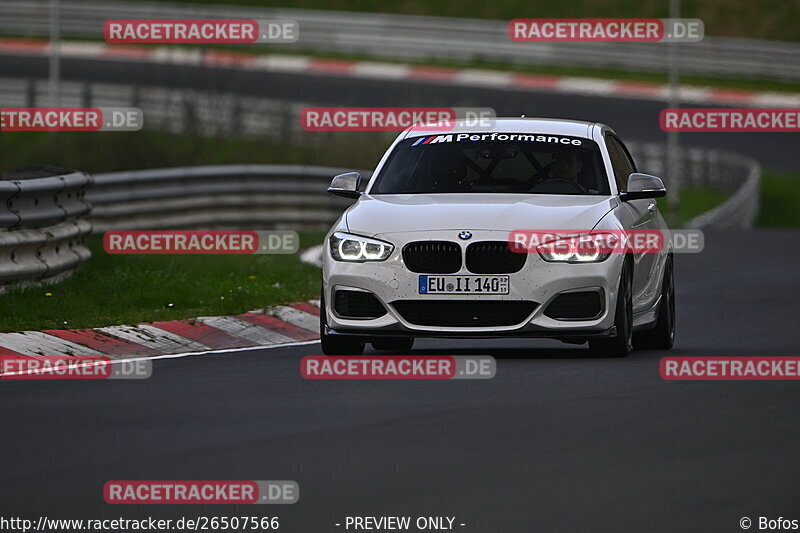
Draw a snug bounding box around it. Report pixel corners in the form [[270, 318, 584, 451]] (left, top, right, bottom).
[[458, 231, 472, 240]]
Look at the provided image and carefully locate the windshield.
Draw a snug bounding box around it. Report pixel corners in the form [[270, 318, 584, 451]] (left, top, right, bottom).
[[370, 133, 610, 195]]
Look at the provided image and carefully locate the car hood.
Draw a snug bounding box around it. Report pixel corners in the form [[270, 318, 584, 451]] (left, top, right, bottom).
[[346, 194, 617, 235]]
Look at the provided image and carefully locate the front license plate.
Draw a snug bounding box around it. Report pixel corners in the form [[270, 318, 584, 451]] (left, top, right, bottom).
[[419, 275, 509, 295]]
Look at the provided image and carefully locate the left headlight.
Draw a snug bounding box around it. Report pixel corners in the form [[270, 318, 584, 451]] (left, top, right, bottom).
[[330, 232, 394, 262], [536, 234, 611, 263]]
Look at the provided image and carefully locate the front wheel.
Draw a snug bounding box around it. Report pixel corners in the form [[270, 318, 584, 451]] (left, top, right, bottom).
[[589, 259, 633, 358], [320, 289, 365, 355], [634, 255, 675, 350]]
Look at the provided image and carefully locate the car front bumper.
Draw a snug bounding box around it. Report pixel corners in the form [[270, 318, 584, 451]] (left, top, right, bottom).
[[322, 230, 625, 340]]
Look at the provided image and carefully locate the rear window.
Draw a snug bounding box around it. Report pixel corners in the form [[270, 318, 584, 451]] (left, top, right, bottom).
[[370, 133, 609, 195]]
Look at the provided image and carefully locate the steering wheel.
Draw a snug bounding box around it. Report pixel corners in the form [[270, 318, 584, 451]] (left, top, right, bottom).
[[524, 163, 553, 185], [530, 177, 588, 194]]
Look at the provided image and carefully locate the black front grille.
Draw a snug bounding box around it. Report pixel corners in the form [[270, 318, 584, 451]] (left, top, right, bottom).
[[402, 241, 461, 274], [392, 300, 537, 327], [544, 290, 603, 320], [466, 241, 527, 274], [334, 290, 387, 319]]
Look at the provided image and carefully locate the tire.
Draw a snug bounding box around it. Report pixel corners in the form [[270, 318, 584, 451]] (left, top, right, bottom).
[[634, 255, 675, 350], [371, 337, 415, 352], [319, 288, 365, 355], [589, 259, 633, 358]]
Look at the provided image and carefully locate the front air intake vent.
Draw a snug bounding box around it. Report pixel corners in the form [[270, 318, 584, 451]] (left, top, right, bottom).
[[466, 241, 527, 274], [392, 300, 537, 327], [402, 241, 461, 274], [334, 290, 386, 319], [544, 290, 603, 320]]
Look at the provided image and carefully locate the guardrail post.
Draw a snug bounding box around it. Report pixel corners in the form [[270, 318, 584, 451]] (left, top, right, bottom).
[[81, 82, 92, 108], [181, 96, 196, 134], [26, 79, 36, 107], [131, 84, 141, 109]]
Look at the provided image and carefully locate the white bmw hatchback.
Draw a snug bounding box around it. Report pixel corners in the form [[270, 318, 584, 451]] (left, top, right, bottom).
[[320, 118, 675, 357]]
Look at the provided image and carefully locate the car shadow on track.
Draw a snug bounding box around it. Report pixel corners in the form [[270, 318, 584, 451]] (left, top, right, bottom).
[[367, 346, 595, 360]]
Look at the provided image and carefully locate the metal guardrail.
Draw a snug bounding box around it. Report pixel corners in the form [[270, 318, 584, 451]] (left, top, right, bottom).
[[626, 142, 761, 229], [1, 0, 799, 81], [685, 156, 761, 229], [88, 165, 365, 231], [0, 170, 94, 289]]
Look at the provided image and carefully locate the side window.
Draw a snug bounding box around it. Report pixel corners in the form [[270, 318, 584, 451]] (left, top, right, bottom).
[[616, 137, 638, 174], [604, 134, 635, 192]]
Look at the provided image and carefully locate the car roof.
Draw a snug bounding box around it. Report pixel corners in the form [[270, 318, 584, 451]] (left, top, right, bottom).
[[404, 117, 609, 139]]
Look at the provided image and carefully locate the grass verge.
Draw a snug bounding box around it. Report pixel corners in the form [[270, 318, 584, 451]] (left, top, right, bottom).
[[0, 131, 390, 175], [0, 233, 325, 332], [658, 187, 729, 227], [658, 171, 800, 228], [758, 171, 800, 227]]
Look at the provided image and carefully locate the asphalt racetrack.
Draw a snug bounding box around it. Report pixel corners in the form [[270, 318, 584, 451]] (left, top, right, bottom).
[[3, 230, 799, 532]]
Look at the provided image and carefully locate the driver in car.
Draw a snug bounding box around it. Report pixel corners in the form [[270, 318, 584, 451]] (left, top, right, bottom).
[[544, 150, 598, 194], [551, 151, 583, 182]]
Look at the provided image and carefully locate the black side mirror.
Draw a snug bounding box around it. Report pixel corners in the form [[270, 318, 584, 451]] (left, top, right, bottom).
[[327, 172, 362, 199], [620, 173, 667, 201]]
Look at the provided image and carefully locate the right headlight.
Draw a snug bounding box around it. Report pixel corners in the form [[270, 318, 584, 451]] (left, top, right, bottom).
[[330, 232, 394, 262]]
